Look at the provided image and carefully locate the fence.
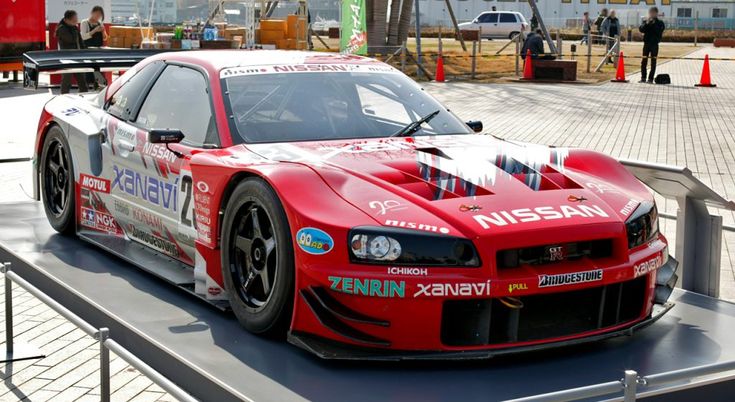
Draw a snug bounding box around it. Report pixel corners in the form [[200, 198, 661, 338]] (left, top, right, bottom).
[[507, 361, 735, 401], [0, 262, 198, 402]]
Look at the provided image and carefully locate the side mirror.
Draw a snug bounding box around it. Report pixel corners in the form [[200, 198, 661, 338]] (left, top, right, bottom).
[[466, 121, 483, 133], [148, 129, 185, 144]]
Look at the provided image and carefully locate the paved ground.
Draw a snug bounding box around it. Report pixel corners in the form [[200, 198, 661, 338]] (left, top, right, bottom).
[[0, 44, 733, 401], [426, 44, 735, 300]]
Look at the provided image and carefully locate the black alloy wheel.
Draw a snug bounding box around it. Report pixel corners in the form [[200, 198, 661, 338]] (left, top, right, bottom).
[[221, 178, 294, 336], [230, 204, 278, 308], [41, 126, 76, 234]]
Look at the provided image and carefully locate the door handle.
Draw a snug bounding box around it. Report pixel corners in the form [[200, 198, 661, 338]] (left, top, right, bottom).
[[118, 140, 135, 152]]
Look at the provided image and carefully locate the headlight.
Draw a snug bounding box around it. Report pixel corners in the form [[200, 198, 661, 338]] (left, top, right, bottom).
[[626, 201, 659, 249], [348, 227, 480, 267]]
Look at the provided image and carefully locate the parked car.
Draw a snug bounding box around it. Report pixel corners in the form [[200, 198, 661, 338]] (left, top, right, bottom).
[[458, 11, 529, 39]]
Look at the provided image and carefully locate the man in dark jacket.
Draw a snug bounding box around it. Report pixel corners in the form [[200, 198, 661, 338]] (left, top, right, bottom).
[[639, 7, 666, 83], [521, 29, 545, 59], [55, 10, 88, 94]]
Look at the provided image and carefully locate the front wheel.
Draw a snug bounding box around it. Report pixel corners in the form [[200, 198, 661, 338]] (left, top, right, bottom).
[[220, 178, 294, 337], [40, 126, 76, 234]]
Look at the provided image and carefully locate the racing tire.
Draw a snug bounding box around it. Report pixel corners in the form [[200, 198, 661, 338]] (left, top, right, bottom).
[[40, 126, 76, 235], [221, 178, 294, 337]]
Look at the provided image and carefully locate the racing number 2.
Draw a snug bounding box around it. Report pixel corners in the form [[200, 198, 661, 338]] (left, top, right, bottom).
[[180, 175, 195, 229]]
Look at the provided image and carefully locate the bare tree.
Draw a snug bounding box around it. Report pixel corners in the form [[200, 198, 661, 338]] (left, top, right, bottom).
[[367, 0, 388, 47], [387, 0, 401, 46], [396, 0, 413, 45]]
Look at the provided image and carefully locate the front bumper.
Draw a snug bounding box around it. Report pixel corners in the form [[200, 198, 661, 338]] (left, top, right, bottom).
[[290, 235, 678, 359], [289, 302, 674, 361]]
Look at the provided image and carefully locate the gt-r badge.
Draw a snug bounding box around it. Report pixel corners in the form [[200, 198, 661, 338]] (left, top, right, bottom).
[[296, 228, 334, 255]]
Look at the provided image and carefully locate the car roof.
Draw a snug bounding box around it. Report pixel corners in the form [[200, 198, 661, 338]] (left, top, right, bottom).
[[147, 50, 385, 73]]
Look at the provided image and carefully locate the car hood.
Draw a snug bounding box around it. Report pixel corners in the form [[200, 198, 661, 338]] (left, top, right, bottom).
[[245, 135, 646, 238]]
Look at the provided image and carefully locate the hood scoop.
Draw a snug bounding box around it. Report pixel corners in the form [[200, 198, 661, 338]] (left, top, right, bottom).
[[413, 146, 581, 201]]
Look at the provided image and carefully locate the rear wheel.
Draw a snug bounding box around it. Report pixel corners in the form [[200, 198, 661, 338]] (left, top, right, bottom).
[[40, 126, 75, 234], [221, 178, 294, 337], [509, 31, 520, 40]]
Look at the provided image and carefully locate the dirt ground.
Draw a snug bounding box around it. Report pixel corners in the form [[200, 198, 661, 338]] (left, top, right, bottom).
[[311, 35, 697, 83]]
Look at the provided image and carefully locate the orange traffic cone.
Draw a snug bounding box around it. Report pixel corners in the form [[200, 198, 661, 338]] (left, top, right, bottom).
[[695, 54, 716, 87], [435, 55, 445, 83], [522, 49, 533, 80], [611, 52, 628, 82]]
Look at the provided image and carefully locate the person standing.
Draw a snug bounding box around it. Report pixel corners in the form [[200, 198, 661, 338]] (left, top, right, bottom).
[[55, 10, 88, 94], [594, 8, 608, 35], [580, 11, 592, 45], [601, 9, 620, 64], [639, 7, 665, 83], [81, 6, 108, 89]]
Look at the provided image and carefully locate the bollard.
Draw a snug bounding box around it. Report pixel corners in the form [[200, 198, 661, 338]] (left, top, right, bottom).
[[98, 328, 111, 402]]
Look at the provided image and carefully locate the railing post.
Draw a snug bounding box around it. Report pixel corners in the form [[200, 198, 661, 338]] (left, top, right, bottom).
[[3, 262, 13, 354], [623, 370, 638, 402], [471, 40, 477, 79], [515, 35, 520, 76], [586, 31, 592, 73], [98, 327, 111, 402]]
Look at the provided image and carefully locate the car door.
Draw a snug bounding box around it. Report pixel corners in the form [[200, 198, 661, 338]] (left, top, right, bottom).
[[477, 12, 499, 38], [105, 63, 218, 266], [499, 12, 520, 37]]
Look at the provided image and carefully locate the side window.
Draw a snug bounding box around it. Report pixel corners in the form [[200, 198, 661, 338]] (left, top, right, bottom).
[[500, 13, 517, 23], [136, 65, 217, 147], [106, 62, 161, 121], [480, 13, 498, 23]]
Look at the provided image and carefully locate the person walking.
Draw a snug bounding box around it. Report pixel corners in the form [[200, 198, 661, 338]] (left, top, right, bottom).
[[639, 7, 665, 83], [600, 10, 620, 64], [81, 6, 108, 89], [55, 10, 88, 94], [580, 11, 592, 45]]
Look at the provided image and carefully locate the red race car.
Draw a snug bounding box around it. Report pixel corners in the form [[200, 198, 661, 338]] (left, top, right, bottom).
[[29, 50, 677, 359]]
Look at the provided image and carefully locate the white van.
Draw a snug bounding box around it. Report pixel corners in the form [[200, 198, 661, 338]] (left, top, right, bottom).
[[458, 11, 529, 39]]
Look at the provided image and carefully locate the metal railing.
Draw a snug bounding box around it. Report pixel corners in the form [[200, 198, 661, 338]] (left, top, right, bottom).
[[0, 262, 198, 402], [506, 361, 735, 401]]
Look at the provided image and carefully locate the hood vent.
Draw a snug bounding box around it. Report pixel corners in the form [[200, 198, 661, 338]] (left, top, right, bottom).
[[415, 147, 580, 200]]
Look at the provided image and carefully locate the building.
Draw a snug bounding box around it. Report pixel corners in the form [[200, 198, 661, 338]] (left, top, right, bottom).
[[416, 0, 735, 29], [109, 0, 178, 23]]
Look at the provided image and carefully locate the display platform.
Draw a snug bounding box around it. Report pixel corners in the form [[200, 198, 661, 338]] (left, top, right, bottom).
[[2, 201, 735, 402]]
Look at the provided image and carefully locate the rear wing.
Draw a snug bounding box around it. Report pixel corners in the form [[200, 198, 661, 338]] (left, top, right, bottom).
[[22, 48, 171, 89]]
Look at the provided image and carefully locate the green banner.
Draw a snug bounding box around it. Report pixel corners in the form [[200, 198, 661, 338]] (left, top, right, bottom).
[[340, 0, 367, 55]]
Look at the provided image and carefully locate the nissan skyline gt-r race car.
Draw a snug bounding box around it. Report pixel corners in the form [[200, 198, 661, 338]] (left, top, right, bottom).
[[29, 49, 678, 360]]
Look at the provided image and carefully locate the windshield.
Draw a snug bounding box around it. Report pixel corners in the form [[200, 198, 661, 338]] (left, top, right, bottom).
[[221, 67, 471, 143]]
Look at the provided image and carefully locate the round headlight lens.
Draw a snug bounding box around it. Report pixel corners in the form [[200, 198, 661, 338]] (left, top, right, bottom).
[[351, 234, 402, 261]]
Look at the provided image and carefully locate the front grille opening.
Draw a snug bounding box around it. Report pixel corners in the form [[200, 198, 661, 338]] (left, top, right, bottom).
[[497, 239, 614, 269], [441, 276, 647, 347]]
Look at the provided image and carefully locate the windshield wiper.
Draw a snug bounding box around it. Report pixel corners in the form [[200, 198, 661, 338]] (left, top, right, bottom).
[[390, 109, 441, 138]]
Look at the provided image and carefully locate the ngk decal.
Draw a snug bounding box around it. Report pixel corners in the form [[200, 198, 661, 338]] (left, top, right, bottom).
[[81, 207, 120, 234], [634, 254, 663, 277], [80, 173, 110, 193]]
